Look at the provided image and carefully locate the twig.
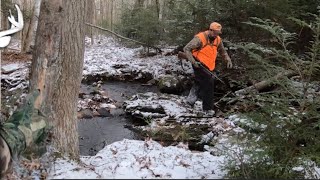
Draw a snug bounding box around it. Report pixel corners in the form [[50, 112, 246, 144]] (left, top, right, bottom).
[[214, 91, 232, 107]]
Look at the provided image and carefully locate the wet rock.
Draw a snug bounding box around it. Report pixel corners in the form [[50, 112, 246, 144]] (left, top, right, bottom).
[[78, 109, 93, 119], [79, 91, 86, 98], [92, 110, 100, 117], [97, 108, 112, 117], [144, 79, 156, 86]]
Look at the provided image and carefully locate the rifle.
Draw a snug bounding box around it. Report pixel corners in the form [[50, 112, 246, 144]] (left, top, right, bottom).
[[177, 51, 225, 84]]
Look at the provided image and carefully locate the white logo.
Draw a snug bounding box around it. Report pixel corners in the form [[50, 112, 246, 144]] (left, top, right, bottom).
[[0, 4, 24, 48]]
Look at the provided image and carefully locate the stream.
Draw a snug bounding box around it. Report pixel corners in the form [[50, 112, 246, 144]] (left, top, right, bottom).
[[78, 81, 160, 156]]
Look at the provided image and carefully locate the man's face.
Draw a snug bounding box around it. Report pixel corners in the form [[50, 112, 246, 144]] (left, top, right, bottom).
[[208, 29, 221, 38]]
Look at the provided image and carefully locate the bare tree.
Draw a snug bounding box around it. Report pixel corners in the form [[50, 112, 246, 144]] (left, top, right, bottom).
[[30, 0, 86, 158], [21, 0, 41, 53], [85, 0, 94, 44]]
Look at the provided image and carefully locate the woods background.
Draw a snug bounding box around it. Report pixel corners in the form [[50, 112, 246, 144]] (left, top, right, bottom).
[[1, 0, 319, 179]]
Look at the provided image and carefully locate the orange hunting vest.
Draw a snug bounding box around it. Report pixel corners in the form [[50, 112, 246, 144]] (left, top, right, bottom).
[[192, 32, 221, 71]]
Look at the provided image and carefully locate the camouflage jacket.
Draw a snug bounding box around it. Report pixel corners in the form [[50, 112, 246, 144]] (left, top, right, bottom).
[[0, 90, 49, 176]]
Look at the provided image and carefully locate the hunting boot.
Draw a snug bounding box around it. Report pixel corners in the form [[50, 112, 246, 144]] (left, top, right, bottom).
[[186, 85, 199, 106]]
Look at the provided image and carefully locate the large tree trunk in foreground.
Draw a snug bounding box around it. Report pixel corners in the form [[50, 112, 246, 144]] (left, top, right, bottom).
[[30, 0, 86, 158]]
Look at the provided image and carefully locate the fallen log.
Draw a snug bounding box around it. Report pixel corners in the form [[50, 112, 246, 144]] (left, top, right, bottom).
[[235, 70, 298, 95]]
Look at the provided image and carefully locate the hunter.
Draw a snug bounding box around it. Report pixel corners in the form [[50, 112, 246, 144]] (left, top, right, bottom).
[[183, 22, 233, 112]]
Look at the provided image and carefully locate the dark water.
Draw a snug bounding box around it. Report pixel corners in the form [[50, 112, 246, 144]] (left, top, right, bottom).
[[78, 81, 159, 156]]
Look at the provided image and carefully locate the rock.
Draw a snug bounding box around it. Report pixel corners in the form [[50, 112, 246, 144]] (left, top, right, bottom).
[[92, 94, 103, 102], [98, 90, 108, 97], [96, 108, 112, 117], [1, 63, 25, 74], [92, 110, 100, 117], [146, 79, 156, 85], [78, 109, 93, 119], [157, 75, 184, 94], [79, 92, 86, 98]]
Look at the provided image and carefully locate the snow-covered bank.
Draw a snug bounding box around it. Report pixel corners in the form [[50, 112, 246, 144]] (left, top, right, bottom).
[[49, 139, 227, 179], [83, 36, 193, 80]]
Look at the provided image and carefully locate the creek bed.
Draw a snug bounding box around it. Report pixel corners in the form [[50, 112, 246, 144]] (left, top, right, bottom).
[[78, 81, 159, 156]]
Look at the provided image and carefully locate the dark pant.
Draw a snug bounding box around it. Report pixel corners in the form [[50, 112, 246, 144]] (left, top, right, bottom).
[[191, 64, 215, 110]]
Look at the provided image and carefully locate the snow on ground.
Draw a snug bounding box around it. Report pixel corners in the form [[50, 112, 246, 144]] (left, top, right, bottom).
[[83, 36, 193, 79], [1, 36, 192, 93], [1, 62, 29, 92], [50, 139, 227, 179]]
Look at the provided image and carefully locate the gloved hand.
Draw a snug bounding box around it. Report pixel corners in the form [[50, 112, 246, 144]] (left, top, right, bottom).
[[194, 61, 202, 68], [191, 59, 201, 68], [226, 58, 233, 69]]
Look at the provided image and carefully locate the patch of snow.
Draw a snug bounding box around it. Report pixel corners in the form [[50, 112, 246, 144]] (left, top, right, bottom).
[[228, 114, 267, 131], [1, 63, 26, 73], [200, 132, 215, 144], [83, 36, 193, 79], [100, 103, 117, 109], [295, 160, 320, 179], [1, 63, 29, 91], [292, 166, 304, 172], [49, 139, 227, 179]]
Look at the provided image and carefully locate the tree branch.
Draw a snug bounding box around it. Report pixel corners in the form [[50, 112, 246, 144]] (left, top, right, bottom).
[[85, 23, 162, 53]]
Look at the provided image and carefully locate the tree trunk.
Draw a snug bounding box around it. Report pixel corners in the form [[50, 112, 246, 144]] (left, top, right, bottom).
[[155, 0, 160, 20], [134, 0, 145, 9], [110, 0, 113, 30], [21, 0, 41, 53], [2, 1, 14, 52], [21, 0, 30, 53], [100, 0, 104, 24], [85, 0, 94, 44], [32, 0, 42, 46], [30, 0, 86, 158]]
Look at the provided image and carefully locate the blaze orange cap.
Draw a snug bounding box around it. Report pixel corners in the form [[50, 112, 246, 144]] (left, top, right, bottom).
[[209, 22, 222, 33]]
